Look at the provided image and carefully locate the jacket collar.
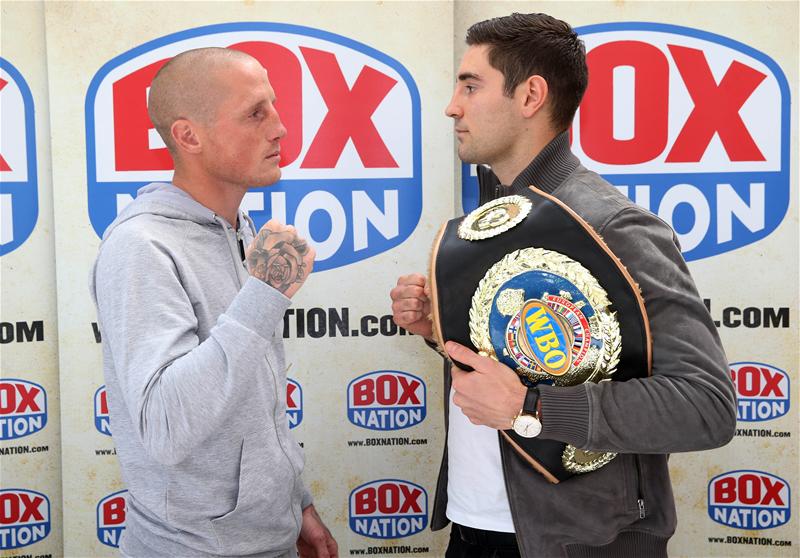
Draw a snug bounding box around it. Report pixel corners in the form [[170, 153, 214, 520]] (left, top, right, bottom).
[[508, 131, 580, 195]]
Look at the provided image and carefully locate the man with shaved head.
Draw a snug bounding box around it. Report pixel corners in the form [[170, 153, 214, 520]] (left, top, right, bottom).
[[91, 47, 338, 558]]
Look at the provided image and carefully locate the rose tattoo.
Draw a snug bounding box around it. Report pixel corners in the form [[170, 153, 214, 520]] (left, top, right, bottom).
[[247, 230, 310, 293]]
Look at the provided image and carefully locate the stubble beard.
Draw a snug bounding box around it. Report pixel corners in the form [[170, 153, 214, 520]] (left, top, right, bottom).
[[250, 162, 282, 188], [457, 139, 486, 166]]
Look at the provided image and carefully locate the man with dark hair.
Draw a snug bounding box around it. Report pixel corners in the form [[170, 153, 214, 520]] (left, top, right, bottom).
[[91, 48, 337, 557], [391, 13, 735, 558]]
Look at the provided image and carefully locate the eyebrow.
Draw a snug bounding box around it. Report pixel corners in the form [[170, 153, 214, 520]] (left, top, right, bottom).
[[457, 72, 481, 82], [245, 99, 269, 113]]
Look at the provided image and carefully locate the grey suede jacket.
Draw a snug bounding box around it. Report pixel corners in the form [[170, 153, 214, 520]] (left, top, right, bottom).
[[90, 183, 310, 558], [431, 133, 737, 558]]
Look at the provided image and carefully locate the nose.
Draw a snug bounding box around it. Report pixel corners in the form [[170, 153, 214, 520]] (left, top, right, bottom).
[[445, 90, 462, 119], [270, 108, 287, 141], [275, 119, 287, 141]]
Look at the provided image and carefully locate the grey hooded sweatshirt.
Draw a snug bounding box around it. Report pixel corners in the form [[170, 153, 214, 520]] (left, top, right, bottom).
[[90, 182, 310, 557]]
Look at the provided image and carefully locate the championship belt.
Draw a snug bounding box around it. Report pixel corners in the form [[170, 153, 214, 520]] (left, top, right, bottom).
[[428, 186, 652, 484]]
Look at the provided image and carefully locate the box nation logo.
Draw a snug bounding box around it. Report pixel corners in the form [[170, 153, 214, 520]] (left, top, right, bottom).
[[709, 470, 790, 529], [97, 490, 128, 548], [0, 58, 38, 256], [730, 362, 789, 422], [463, 23, 790, 262], [0, 488, 50, 549], [0, 379, 47, 441], [94, 384, 112, 436], [347, 371, 426, 431], [349, 479, 427, 539], [85, 22, 421, 271], [286, 378, 303, 429]]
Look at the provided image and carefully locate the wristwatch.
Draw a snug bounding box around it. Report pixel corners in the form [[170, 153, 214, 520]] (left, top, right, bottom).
[[511, 387, 542, 438]]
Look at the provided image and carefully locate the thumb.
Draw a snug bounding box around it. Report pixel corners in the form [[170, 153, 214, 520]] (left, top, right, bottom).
[[445, 341, 492, 372]]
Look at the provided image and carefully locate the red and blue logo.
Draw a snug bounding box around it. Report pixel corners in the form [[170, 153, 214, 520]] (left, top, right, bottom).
[[0, 379, 47, 441], [85, 22, 421, 271], [94, 385, 111, 436], [709, 470, 790, 529], [0, 489, 50, 549], [0, 58, 38, 256], [347, 371, 425, 431], [463, 23, 790, 262], [730, 362, 789, 422], [286, 377, 303, 429], [349, 479, 427, 539], [97, 490, 127, 548]]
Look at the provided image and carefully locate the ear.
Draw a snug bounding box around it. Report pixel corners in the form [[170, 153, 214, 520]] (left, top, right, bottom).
[[171, 119, 202, 154], [519, 75, 548, 119]]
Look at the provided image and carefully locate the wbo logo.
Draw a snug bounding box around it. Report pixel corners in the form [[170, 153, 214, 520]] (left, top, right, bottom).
[[97, 490, 127, 548], [0, 58, 38, 256], [0, 379, 47, 441], [94, 385, 111, 436], [347, 371, 425, 431], [86, 22, 421, 271], [513, 300, 572, 376], [349, 479, 427, 539], [463, 23, 790, 262], [0, 488, 51, 549], [730, 362, 789, 422], [286, 378, 303, 429], [709, 470, 790, 529]]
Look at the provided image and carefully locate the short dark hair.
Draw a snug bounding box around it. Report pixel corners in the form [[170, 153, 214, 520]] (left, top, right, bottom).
[[466, 13, 588, 131]]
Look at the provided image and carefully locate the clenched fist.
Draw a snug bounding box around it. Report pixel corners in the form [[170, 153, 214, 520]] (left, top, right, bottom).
[[390, 273, 433, 339], [246, 220, 315, 299]]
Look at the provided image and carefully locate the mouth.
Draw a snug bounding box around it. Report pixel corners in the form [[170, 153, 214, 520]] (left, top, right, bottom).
[[265, 150, 281, 161]]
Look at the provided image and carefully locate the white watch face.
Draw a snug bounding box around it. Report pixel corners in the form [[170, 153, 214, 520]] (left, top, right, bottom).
[[512, 414, 542, 438]]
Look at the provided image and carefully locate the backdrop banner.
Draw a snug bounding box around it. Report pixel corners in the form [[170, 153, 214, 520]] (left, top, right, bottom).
[[1, 2, 797, 557], [0, 2, 62, 557]]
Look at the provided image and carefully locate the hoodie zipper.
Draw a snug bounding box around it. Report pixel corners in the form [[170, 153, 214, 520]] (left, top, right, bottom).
[[236, 228, 246, 263], [214, 214, 248, 286], [220, 213, 303, 530]]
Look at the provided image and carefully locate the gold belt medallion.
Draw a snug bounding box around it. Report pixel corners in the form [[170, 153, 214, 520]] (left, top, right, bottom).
[[469, 247, 622, 473], [458, 195, 532, 241]]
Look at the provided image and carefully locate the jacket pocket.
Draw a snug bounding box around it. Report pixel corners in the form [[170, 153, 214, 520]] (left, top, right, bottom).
[[210, 427, 301, 554]]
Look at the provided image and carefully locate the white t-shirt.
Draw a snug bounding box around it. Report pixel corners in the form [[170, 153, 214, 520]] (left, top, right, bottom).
[[446, 387, 515, 532]]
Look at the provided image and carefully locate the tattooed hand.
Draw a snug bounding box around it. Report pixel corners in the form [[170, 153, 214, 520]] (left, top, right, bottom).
[[246, 220, 315, 298]]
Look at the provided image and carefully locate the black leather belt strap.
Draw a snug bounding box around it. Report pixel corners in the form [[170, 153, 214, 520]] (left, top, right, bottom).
[[453, 523, 518, 549]]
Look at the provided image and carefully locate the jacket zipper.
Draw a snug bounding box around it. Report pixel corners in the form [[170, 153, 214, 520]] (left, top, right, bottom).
[[634, 455, 646, 519]]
